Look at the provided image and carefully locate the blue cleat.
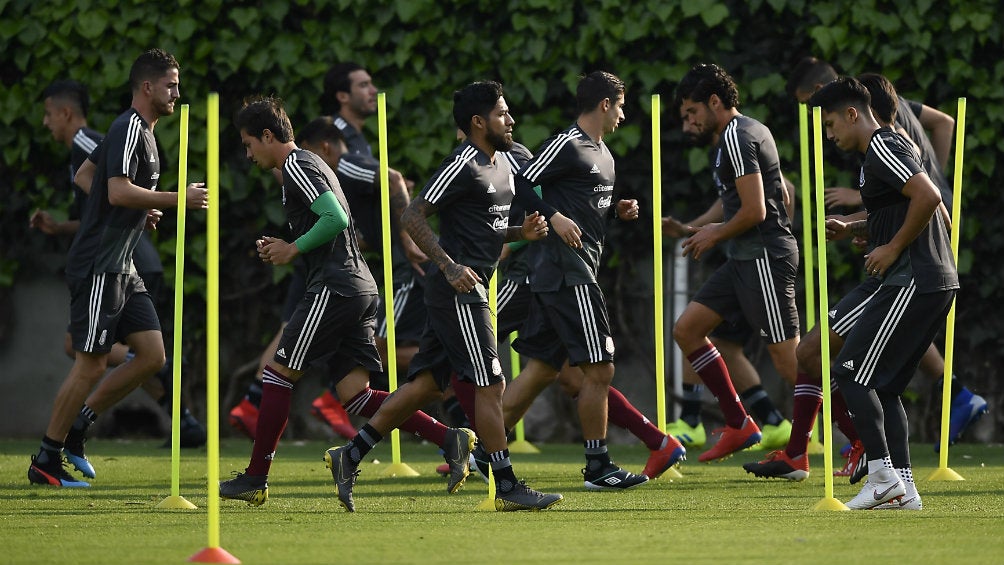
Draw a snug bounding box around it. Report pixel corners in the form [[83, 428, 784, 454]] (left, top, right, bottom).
[[936, 387, 989, 452], [28, 455, 90, 488]]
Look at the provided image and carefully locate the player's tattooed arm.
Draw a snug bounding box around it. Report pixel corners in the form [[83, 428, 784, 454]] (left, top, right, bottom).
[[402, 197, 481, 293]]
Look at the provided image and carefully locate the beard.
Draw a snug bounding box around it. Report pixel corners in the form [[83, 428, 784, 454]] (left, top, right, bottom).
[[154, 98, 176, 117], [487, 130, 514, 152], [685, 127, 714, 147]]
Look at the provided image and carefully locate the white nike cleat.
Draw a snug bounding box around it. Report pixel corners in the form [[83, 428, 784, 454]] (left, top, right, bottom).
[[845, 467, 906, 510], [874, 492, 922, 510]]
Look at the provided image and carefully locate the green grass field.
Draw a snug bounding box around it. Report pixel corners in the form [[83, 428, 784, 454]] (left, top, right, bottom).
[[2, 438, 1002, 565]]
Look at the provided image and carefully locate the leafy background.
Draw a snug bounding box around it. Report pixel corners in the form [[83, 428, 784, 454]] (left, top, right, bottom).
[[1, 0, 1000, 439]]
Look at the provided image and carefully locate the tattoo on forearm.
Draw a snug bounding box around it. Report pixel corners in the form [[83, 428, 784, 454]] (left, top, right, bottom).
[[402, 198, 453, 269], [504, 225, 523, 243], [850, 220, 869, 238]]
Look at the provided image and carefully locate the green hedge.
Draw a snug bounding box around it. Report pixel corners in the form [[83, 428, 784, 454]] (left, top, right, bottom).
[[2, 0, 1001, 401]]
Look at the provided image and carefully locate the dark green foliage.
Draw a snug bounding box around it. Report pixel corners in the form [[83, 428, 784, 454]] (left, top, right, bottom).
[[2, 1, 1001, 418]]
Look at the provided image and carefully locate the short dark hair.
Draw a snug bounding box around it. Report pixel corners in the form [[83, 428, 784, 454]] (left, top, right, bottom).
[[576, 71, 625, 114], [675, 63, 739, 109], [321, 62, 366, 114], [452, 81, 504, 136], [857, 73, 899, 125], [808, 76, 872, 116], [786, 56, 838, 98], [236, 95, 295, 143], [297, 116, 345, 147], [43, 79, 89, 117], [129, 48, 179, 91]]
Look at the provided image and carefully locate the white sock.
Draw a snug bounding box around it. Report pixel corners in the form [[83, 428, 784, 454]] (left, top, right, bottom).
[[867, 455, 894, 476]]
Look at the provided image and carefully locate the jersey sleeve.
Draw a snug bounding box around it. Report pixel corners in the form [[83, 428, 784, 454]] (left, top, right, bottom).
[[517, 133, 572, 186], [419, 147, 476, 207], [336, 154, 378, 196], [103, 117, 143, 181], [722, 124, 761, 179], [283, 155, 332, 206], [871, 133, 925, 191]]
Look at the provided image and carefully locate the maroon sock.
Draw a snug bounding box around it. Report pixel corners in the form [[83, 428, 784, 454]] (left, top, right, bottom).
[[607, 386, 664, 451], [450, 373, 478, 435], [831, 387, 859, 442], [687, 344, 746, 428], [785, 372, 822, 458], [247, 365, 293, 476], [343, 386, 447, 446]]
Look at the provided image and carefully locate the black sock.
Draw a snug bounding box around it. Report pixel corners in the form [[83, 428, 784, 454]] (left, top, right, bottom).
[[246, 381, 263, 408], [36, 436, 63, 465], [68, 405, 97, 440], [680, 384, 703, 428], [347, 424, 382, 464], [584, 439, 610, 473], [741, 385, 785, 426], [489, 449, 519, 492]]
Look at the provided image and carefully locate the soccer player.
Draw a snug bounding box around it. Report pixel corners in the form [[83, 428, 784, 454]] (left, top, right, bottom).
[[35, 80, 206, 452], [496, 70, 653, 491], [325, 81, 562, 512], [813, 77, 957, 509], [671, 63, 801, 463], [786, 58, 986, 451], [28, 49, 208, 487]]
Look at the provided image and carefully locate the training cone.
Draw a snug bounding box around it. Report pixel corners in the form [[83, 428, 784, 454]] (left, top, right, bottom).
[[507, 439, 540, 454], [189, 547, 241, 564], [156, 495, 197, 510], [926, 467, 965, 481], [381, 462, 420, 477], [811, 497, 849, 511]]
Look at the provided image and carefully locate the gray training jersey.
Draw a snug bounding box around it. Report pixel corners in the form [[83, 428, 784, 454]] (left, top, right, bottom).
[[712, 114, 798, 261]]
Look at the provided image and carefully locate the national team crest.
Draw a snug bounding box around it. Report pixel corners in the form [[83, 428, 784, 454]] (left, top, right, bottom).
[[605, 337, 615, 354], [491, 357, 503, 376], [859, 167, 865, 188]]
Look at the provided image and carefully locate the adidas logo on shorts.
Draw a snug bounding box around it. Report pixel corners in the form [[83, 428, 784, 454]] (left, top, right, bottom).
[[276, 348, 287, 358], [842, 360, 855, 371]]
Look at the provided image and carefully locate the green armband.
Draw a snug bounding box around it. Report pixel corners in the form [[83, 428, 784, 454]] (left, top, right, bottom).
[[293, 191, 349, 253]]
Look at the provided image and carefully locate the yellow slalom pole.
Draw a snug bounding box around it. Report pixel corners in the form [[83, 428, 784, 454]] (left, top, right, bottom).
[[651, 94, 667, 433], [507, 331, 539, 453], [158, 104, 195, 510], [190, 93, 241, 564], [477, 273, 499, 510], [928, 97, 967, 482], [800, 103, 824, 455], [810, 106, 848, 512], [376, 92, 418, 478]]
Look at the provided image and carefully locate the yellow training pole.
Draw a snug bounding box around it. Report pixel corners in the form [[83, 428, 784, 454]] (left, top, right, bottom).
[[651, 94, 667, 433], [800, 103, 824, 455], [189, 93, 241, 564], [507, 331, 539, 454], [810, 106, 848, 512], [376, 92, 418, 478], [158, 104, 196, 510], [477, 273, 499, 510], [928, 97, 967, 482]]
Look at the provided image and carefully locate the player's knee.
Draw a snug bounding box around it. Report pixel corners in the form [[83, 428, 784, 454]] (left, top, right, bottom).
[[795, 335, 820, 368]]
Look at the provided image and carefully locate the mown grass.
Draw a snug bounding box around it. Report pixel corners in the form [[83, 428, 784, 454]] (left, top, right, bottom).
[[1, 438, 1002, 565]]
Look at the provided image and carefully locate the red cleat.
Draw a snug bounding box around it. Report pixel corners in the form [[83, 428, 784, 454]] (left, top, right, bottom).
[[698, 416, 762, 463], [834, 440, 865, 478], [643, 435, 687, 479], [311, 390, 357, 440], [229, 398, 259, 439]]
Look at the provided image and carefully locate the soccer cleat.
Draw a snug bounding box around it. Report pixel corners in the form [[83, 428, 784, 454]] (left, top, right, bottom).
[[28, 455, 90, 487], [442, 427, 476, 494], [936, 387, 989, 452], [311, 390, 356, 440], [743, 450, 809, 481], [583, 462, 649, 491], [698, 416, 762, 463], [437, 453, 485, 483], [63, 435, 95, 479], [229, 398, 259, 440], [834, 440, 865, 478], [874, 492, 922, 510], [848, 451, 868, 485], [471, 443, 490, 482], [495, 481, 564, 511], [219, 472, 268, 506], [845, 467, 905, 510], [665, 420, 706, 448], [642, 436, 687, 479], [324, 445, 359, 512], [758, 420, 792, 451]]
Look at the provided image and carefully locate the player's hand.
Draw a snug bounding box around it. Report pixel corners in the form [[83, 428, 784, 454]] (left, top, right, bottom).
[[443, 262, 482, 294], [521, 211, 549, 241], [824, 216, 852, 241], [550, 212, 582, 249], [864, 243, 901, 278], [616, 199, 639, 221], [823, 187, 862, 209], [185, 182, 208, 209], [681, 223, 720, 260], [258, 235, 299, 265], [29, 209, 58, 235], [662, 216, 695, 238], [145, 209, 164, 231], [400, 233, 428, 277]]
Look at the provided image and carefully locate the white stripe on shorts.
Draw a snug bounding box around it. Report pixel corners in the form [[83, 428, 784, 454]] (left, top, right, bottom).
[[84, 273, 105, 351], [455, 299, 489, 386], [856, 281, 916, 387], [574, 285, 602, 363], [289, 287, 330, 370], [754, 251, 785, 342]]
